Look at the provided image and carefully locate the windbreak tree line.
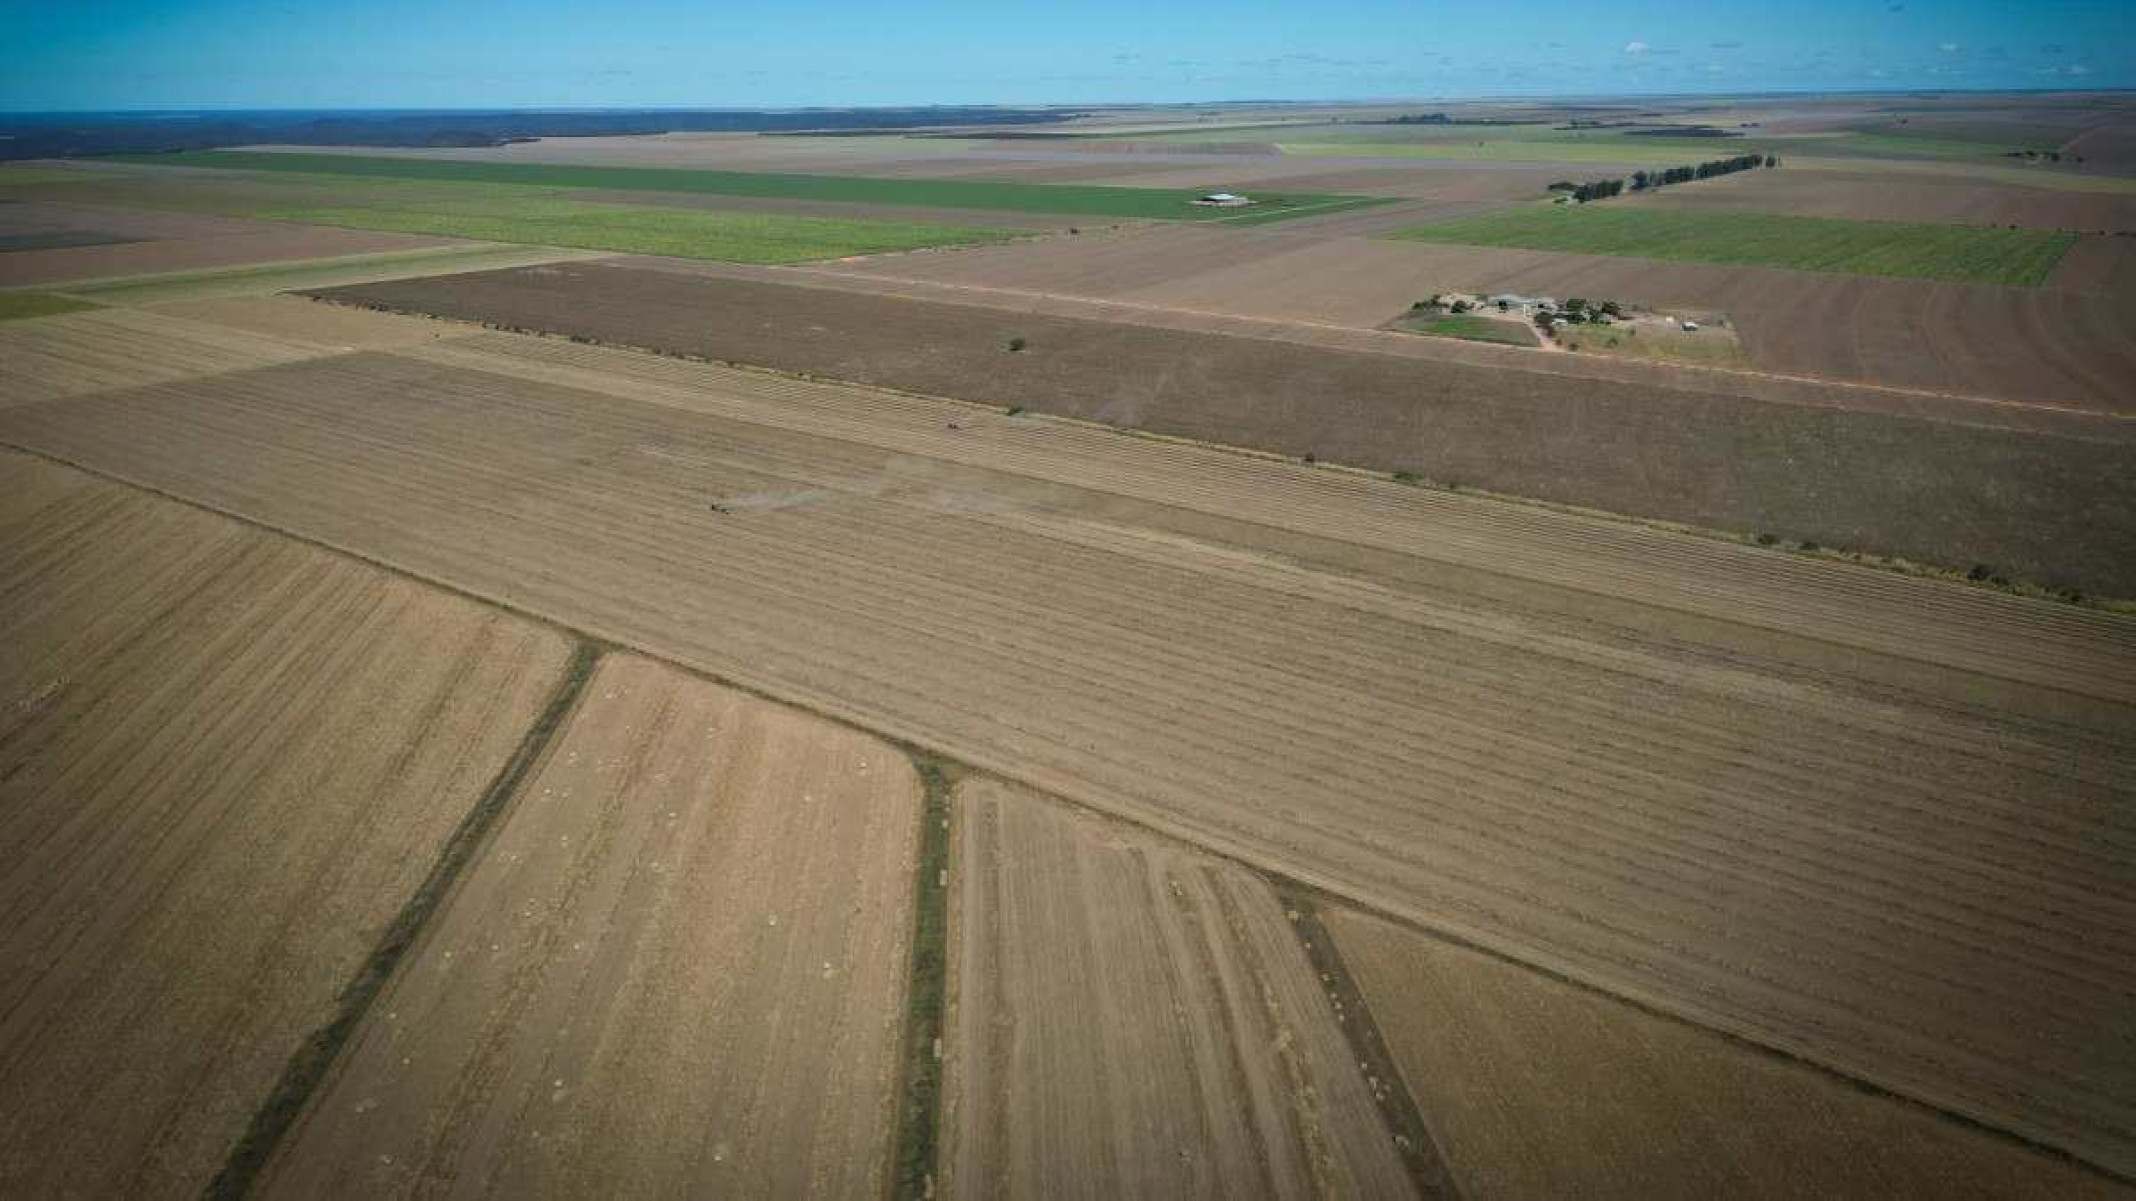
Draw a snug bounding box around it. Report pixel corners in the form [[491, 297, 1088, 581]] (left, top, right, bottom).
[[1553, 153, 1777, 204]]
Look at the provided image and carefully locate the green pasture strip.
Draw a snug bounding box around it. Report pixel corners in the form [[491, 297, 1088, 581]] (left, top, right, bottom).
[[109, 150, 1390, 223], [257, 197, 1014, 263], [1399, 313, 1538, 346], [0, 291, 102, 320], [1388, 206, 2076, 285], [1214, 195, 1391, 226]]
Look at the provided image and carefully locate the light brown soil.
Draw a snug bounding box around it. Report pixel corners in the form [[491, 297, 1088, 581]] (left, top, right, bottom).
[[304, 262, 2136, 594], [1325, 907, 2136, 1201], [257, 653, 922, 1199], [0, 203, 451, 287], [0, 450, 572, 1198], [144, 295, 472, 350], [945, 778, 1412, 1199], [0, 306, 336, 406], [4, 333, 2131, 1176]]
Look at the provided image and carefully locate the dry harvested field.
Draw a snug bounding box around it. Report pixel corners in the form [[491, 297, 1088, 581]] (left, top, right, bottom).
[[0, 304, 343, 405], [945, 777, 1415, 1199], [308, 261, 2136, 591], [2, 322, 2132, 1179], [257, 653, 922, 1199], [1324, 908, 2136, 1201], [1619, 166, 2136, 232], [828, 224, 2136, 410], [0, 450, 573, 1198], [0, 200, 454, 287]]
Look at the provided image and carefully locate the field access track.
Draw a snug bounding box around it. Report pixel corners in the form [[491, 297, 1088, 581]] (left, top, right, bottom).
[[1, 328, 2131, 1179]]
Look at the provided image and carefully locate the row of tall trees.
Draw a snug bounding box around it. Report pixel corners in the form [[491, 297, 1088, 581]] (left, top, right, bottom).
[[1553, 153, 1778, 204]]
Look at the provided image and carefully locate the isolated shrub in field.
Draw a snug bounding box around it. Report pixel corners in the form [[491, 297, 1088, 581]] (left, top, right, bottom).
[[1006, 336, 1027, 352]]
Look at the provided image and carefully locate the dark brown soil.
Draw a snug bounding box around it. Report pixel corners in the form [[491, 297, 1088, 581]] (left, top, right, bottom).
[[311, 260, 2136, 596]]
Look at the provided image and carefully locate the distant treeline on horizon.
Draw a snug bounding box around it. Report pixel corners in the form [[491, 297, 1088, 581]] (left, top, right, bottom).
[[0, 107, 1075, 161]]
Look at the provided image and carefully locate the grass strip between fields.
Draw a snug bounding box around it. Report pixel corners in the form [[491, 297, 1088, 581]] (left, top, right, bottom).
[[112, 149, 1394, 223], [0, 290, 103, 320], [1395, 312, 1540, 346], [1389, 205, 2077, 285], [890, 755, 957, 1201], [1284, 893, 1466, 1200], [204, 642, 603, 1201]]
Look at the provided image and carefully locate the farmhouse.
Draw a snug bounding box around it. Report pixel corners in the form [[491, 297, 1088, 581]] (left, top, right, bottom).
[[1193, 192, 1252, 207]]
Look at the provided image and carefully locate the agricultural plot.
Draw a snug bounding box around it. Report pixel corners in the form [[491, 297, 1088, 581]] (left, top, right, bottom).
[[257, 654, 923, 1199], [0, 451, 573, 1198], [1391, 205, 2077, 285], [1391, 310, 1539, 346], [944, 778, 1415, 1200], [310, 263, 2136, 592], [0, 200, 456, 288], [115, 150, 1393, 224], [4, 333, 2132, 1178], [0, 290, 99, 320], [51, 244, 608, 305], [258, 194, 1018, 262], [1325, 908, 2136, 1201], [0, 305, 333, 405]]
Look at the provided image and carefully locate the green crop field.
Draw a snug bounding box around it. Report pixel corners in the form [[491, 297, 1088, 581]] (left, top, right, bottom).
[[112, 150, 1390, 223], [1394, 312, 1539, 346], [257, 196, 1016, 263], [0, 291, 102, 321], [1389, 206, 2076, 285]]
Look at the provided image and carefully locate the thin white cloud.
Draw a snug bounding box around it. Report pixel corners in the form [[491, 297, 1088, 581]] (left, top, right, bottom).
[[1624, 41, 1650, 55], [1938, 42, 1959, 52]]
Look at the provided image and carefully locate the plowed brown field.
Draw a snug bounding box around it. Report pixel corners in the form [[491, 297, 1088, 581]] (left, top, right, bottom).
[[0, 305, 338, 405], [1325, 908, 2136, 1201], [0, 450, 572, 1198], [1619, 167, 2136, 232], [0, 202, 452, 286], [946, 777, 1413, 1199], [2, 329, 2130, 1177], [307, 263, 2136, 593], [257, 653, 922, 1199]]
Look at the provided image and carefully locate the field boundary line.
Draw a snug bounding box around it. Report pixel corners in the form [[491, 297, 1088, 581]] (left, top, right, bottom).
[[1282, 892, 1465, 1200], [888, 754, 959, 1201], [5, 442, 2129, 1188], [199, 640, 603, 1200]]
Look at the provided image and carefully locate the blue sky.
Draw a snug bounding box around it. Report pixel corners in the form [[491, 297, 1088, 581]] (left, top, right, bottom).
[[3, 0, 2130, 111]]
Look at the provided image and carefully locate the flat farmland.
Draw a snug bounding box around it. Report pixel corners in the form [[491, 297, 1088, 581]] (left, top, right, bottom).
[[0, 450, 573, 1197], [1391, 205, 2078, 285], [1617, 166, 2136, 232], [308, 262, 2136, 591], [945, 777, 1414, 1199], [1324, 908, 2136, 1201], [4, 332, 2133, 1178], [0, 199, 457, 287], [119, 150, 1393, 224], [0, 305, 339, 405], [832, 225, 2136, 410], [257, 654, 923, 1199]]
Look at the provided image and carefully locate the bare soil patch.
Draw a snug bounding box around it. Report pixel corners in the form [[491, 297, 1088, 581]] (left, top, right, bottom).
[[945, 778, 1413, 1199], [308, 261, 2136, 593], [1619, 167, 2136, 232], [0, 305, 334, 406], [0, 451, 571, 1198], [258, 654, 922, 1199], [1326, 908, 2136, 1201]]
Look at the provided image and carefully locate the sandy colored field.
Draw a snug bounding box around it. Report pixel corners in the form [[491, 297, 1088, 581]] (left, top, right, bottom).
[[1619, 166, 2136, 232], [819, 224, 2136, 411], [0, 450, 572, 1198], [0, 203, 452, 286], [3, 329, 2132, 1175], [945, 777, 1412, 1200], [144, 293, 471, 350], [308, 263, 2136, 594], [257, 653, 921, 1199], [1324, 908, 2135, 1201], [0, 305, 337, 405]]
